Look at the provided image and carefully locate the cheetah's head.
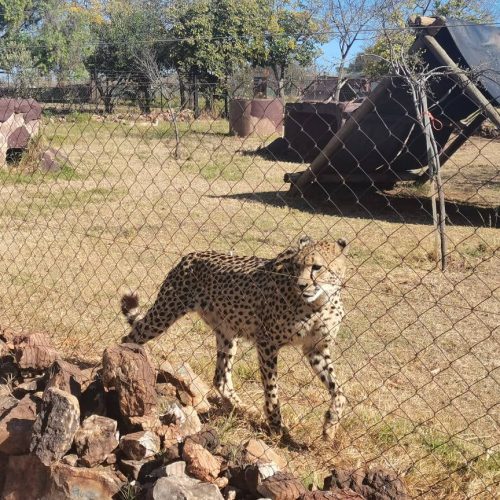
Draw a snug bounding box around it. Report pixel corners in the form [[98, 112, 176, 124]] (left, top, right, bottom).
[[293, 236, 348, 306]]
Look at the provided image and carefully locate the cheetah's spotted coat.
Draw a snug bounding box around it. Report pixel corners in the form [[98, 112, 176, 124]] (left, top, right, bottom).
[[121, 236, 348, 439]]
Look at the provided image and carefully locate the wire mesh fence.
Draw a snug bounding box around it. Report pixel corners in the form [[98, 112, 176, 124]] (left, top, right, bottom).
[[0, 22, 499, 500]]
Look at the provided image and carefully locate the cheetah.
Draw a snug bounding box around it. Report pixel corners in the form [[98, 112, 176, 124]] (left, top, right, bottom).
[[121, 236, 349, 440]]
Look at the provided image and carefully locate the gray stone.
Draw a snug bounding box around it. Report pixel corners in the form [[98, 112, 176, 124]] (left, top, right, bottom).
[[30, 387, 80, 466], [147, 476, 224, 500], [74, 415, 119, 467], [149, 460, 187, 479]]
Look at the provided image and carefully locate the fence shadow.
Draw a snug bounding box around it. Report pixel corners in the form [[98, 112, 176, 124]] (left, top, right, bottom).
[[214, 184, 499, 228]]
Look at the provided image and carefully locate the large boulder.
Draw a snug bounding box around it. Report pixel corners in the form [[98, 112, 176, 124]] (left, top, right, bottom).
[[102, 344, 157, 419], [0, 394, 38, 455], [30, 388, 80, 466], [45, 463, 124, 499], [257, 471, 307, 500], [1, 454, 49, 500], [0, 98, 42, 166]]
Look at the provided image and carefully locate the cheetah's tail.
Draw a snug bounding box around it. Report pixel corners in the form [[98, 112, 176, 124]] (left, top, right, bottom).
[[121, 292, 140, 326]]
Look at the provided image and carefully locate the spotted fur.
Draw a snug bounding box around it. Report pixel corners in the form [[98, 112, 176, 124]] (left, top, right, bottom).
[[121, 236, 349, 439]]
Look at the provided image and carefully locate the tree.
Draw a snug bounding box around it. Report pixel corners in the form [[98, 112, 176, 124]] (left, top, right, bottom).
[[167, 0, 268, 112], [85, 0, 169, 113], [323, 0, 379, 101], [251, 3, 326, 98], [360, 0, 495, 78]]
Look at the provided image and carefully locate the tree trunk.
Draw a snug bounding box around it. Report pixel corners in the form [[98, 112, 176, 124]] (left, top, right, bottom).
[[335, 59, 346, 102], [273, 65, 284, 98]]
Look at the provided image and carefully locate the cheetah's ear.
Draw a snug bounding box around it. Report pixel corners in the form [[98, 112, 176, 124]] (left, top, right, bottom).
[[298, 235, 312, 250], [337, 238, 348, 254]]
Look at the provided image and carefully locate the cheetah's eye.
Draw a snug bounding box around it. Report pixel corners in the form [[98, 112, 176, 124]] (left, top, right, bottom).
[[311, 264, 322, 272]]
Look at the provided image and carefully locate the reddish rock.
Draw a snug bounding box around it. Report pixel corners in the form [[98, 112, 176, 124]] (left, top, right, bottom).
[[1, 454, 49, 500], [13, 332, 59, 372], [46, 463, 124, 499], [74, 415, 119, 467], [102, 343, 157, 418], [45, 360, 92, 399], [324, 467, 409, 500], [182, 439, 223, 483], [0, 394, 38, 455], [30, 387, 80, 465], [120, 430, 160, 460], [40, 147, 71, 173], [243, 438, 287, 470], [257, 471, 307, 500], [158, 361, 211, 413]]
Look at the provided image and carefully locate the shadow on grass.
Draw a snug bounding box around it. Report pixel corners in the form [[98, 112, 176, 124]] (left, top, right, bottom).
[[213, 184, 499, 228]]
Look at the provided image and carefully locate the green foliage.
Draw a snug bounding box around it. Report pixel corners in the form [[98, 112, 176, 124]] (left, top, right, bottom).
[[360, 0, 495, 78], [251, 4, 326, 95]]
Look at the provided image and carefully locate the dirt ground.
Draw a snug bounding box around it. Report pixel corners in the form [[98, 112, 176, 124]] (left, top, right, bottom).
[[0, 112, 498, 498]]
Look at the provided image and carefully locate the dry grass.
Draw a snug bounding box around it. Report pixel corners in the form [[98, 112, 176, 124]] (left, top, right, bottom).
[[0, 112, 498, 498]]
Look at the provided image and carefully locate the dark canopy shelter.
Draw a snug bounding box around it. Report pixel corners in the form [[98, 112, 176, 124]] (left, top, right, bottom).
[[287, 17, 500, 193]]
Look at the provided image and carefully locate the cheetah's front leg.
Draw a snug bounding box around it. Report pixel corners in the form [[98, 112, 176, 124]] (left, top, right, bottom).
[[214, 334, 241, 407], [304, 341, 346, 440], [257, 343, 282, 434]]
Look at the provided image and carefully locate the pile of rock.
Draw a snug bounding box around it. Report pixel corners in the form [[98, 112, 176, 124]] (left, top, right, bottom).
[[0, 98, 41, 166], [0, 98, 71, 172], [0, 328, 408, 500]]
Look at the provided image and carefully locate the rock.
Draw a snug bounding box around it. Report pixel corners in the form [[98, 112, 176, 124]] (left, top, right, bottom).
[[13, 332, 59, 372], [0, 339, 8, 356], [185, 427, 220, 453], [163, 400, 203, 437], [39, 147, 71, 173], [61, 454, 79, 467], [45, 360, 91, 400], [120, 430, 160, 460], [324, 467, 409, 500], [30, 387, 80, 465], [80, 378, 107, 419], [1, 454, 49, 500], [12, 375, 45, 398], [149, 460, 187, 479], [0, 394, 38, 455], [46, 463, 124, 499], [147, 476, 224, 500], [0, 452, 7, 493], [182, 439, 223, 483], [158, 361, 211, 413], [120, 457, 159, 481], [257, 472, 307, 500], [102, 343, 157, 418], [243, 438, 287, 470], [74, 415, 119, 467], [300, 491, 365, 500], [157, 382, 178, 399]]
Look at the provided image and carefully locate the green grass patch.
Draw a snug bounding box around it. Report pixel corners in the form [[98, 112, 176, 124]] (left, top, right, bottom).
[[0, 163, 79, 185], [183, 159, 248, 182]]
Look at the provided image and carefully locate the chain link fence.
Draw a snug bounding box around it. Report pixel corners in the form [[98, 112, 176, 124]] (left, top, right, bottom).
[[0, 25, 499, 499]]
